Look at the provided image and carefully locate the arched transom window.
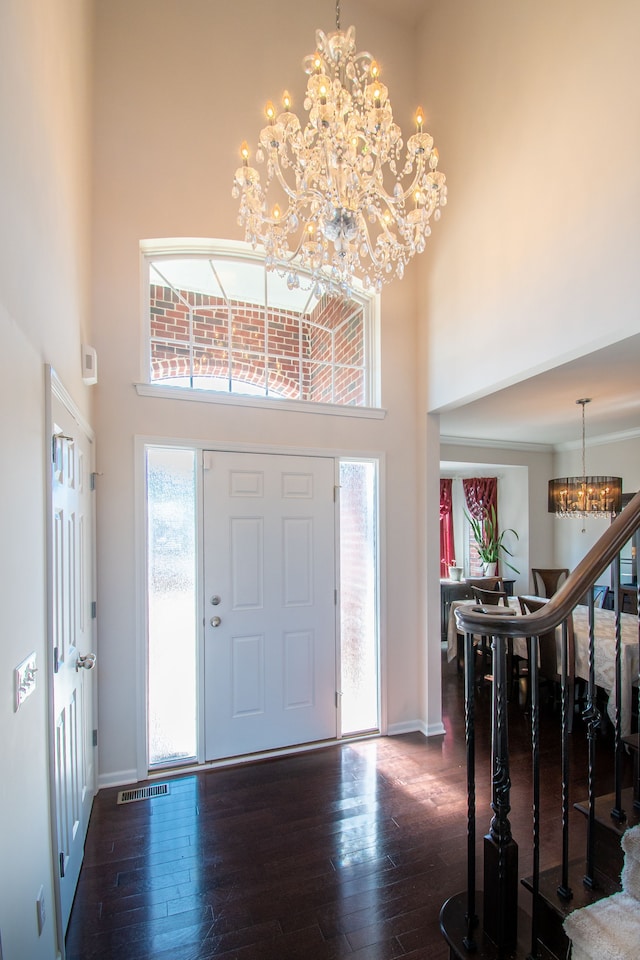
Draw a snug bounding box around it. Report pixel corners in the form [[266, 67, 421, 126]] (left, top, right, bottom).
[[142, 241, 379, 408]]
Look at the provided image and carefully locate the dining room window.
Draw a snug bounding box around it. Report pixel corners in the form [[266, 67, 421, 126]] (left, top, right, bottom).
[[141, 241, 379, 408]]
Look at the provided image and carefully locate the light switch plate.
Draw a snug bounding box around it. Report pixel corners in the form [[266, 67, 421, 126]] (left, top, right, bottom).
[[14, 652, 37, 711]]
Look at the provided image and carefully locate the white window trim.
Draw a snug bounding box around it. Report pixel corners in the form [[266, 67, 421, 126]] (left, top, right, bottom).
[[139, 238, 382, 412], [134, 382, 386, 419]]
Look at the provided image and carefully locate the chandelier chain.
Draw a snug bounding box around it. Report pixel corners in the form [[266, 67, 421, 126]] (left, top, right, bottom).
[[336, 0, 340, 30], [580, 399, 587, 478]]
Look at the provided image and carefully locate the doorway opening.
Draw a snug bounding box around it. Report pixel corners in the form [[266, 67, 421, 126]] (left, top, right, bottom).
[[145, 447, 379, 766]]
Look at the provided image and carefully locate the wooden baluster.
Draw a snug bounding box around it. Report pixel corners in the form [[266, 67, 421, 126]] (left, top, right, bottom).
[[558, 618, 573, 901], [484, 633, 518, 954], [463, 629, 478, 950]]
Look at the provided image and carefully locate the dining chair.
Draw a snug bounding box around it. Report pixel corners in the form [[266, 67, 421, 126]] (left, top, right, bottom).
[[618, 585, 638, 615], [579, 584, 610, 607], [471, 586, 509, 606], [465, 576, 505, 592], [471, 586, 510, 689], [593, 585, 609, 608], [531, 568, 570, 598], [518, 594, 576, 731]]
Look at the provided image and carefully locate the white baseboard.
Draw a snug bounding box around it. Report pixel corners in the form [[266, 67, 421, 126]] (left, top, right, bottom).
[[97, 769, 139, 790], [387, 719, 446, 738], [424, 720, 447, 737]]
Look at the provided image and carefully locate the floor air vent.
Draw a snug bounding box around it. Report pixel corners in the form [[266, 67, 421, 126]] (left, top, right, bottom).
[[117, 783, 170, 804]]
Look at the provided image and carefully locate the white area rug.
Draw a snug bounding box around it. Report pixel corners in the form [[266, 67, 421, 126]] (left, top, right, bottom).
[[563, 891, 640, 960], [621, 823, 640, 900]]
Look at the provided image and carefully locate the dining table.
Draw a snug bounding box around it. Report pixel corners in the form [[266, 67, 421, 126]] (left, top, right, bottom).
[[447, 598, 639, 736]]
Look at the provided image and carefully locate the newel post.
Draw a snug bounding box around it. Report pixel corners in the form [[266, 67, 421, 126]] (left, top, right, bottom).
[[483, 633, 519, 954]]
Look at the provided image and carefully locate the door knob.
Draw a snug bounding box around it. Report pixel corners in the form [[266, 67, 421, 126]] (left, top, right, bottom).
[[76, 653, 97, 672], [210, 616, 221, 627]]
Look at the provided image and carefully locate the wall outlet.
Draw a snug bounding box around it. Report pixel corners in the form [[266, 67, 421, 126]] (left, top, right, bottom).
[[36, 886, 45, 936]]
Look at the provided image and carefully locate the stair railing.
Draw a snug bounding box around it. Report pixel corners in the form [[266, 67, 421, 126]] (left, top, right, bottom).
[[440, 490, 640, 960]]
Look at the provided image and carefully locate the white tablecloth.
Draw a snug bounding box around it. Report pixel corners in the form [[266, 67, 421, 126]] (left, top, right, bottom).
[[447, 600, 639, 735]]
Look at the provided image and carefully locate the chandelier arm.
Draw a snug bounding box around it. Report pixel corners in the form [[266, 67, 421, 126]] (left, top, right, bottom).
[[268, 156, 331, 216]]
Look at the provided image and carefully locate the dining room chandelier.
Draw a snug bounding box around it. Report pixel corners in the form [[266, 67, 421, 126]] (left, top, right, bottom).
[[232, 0, 447, 297], [548, 398, 622, 518]]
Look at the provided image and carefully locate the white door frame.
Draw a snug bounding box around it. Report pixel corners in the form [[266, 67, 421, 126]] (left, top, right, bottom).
[[134, 436, 386, 781], [45, 365, 97, 957]]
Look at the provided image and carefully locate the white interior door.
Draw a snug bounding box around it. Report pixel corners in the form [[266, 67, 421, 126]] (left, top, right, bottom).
[[49, 380, 97, 932], [203, 451, 337, 760]]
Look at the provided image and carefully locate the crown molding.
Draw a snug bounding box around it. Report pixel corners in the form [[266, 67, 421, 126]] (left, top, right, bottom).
[[440, 434, 553, 454], [553, 425, 640, 452], [441, 425, 640, 454]]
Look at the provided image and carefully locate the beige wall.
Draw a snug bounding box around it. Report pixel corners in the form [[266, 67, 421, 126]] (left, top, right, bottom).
[[0, 1, 93, 957], [420, 0, 640, 412]]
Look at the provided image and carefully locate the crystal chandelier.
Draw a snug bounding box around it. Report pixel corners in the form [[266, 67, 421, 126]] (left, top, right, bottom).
[[232, 0, 447, 297], [548, 399, 622, 518]]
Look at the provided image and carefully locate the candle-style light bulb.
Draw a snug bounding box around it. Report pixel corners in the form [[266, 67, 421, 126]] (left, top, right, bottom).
[[265, 101, 276, 122], [370, 60, 380, 79], [272, 204, 281, 220], [415, 106, 424, 131], [240, 141, 250, 164], [282, 90, 292, 111]]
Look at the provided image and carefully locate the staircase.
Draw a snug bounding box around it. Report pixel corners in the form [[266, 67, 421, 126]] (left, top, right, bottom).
[[439, 490, 640, 960]]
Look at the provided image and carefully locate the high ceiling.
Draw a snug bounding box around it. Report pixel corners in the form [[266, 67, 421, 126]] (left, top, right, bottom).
[[437, 332, 640, 449]]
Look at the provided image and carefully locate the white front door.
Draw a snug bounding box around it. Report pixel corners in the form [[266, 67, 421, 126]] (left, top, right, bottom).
[[49, 379, 97, 932], [203, 451, 337, 760]]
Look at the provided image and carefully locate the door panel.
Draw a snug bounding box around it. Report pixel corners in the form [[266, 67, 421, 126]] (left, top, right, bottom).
[[50, 387, 96, 932], [203, 451, 336, 760]]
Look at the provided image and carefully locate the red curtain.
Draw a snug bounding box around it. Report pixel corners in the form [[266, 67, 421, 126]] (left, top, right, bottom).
[[462, 477, 497, 521], [463, 477, 498, 571], [440, 478, 455, 577]]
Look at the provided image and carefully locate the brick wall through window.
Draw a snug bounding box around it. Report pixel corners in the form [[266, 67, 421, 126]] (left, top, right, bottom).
[[149, 284, 366, 406]]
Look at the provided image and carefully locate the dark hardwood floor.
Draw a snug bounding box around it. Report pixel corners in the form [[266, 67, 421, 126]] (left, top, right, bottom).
[[65, 651, 628, 959]]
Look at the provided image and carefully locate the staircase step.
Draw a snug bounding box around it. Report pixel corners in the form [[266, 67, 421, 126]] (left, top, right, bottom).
[[574, 787, 640, 833], [521, 859, 621, 960], [574, 787, 640, 884], [623, 734, 640, 804], [440, 890, 562, 959]]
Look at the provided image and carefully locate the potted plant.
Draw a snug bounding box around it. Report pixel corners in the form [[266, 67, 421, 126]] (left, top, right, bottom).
[[465, 504, 519, 575]]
